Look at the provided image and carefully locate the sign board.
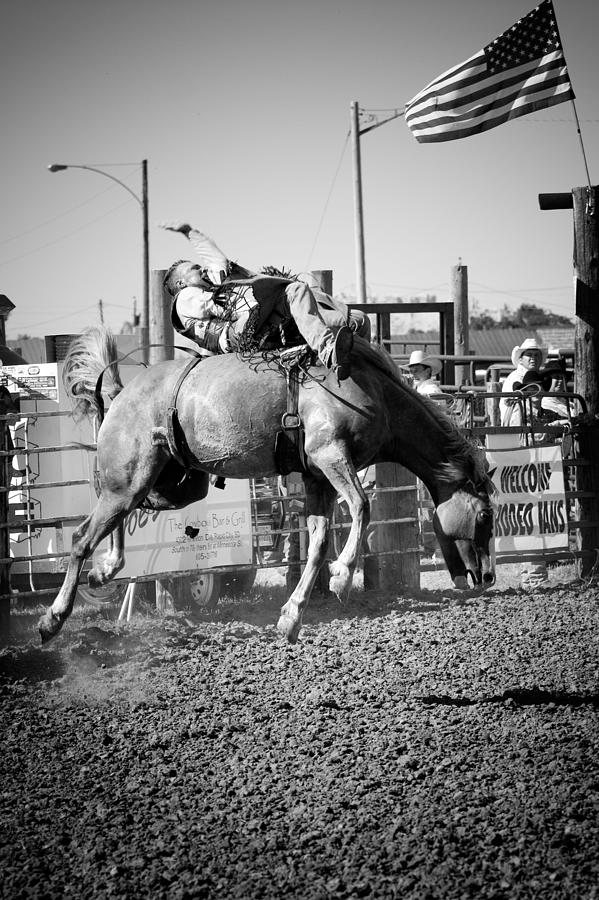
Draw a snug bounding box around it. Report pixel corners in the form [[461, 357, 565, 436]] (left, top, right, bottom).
[[0, 363, 60, 402], [487, 443, 568, 554], [104, 479, 253, 579]]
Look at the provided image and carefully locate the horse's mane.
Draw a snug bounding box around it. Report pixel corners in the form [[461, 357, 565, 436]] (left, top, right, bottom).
[[353, 339, 490, 489], [62, 326, 124, 421]]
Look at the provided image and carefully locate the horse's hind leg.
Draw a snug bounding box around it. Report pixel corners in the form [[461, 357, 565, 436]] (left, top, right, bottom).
[[277, 476, 336, 644], [38, 494, 131, 643], [87, 520, 125, 588], [310, 443, 370, 602]]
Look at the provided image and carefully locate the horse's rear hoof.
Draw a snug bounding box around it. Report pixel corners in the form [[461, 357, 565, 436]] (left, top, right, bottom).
[[38, 612, 62, 645]]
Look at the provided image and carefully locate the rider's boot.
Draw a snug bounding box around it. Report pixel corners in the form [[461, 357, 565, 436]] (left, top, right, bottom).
[[322, 326, 353, 380]]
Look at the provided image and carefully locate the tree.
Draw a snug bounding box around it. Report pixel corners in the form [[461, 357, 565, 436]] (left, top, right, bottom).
[[470, 303, 573, 330], [500, 304, 573, 328]]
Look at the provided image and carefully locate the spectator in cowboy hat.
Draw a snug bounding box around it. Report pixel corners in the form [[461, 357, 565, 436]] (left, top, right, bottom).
[[401, 350, 443, 396], [499, 338, 546, 426]]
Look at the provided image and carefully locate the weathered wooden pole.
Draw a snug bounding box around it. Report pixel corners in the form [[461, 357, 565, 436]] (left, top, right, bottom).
[[539, 185, 599, 575], [149, 268, 176, 611], [451, 261, 469, 386], [572, 188, 599, 415], [370, 465, 419, 591], [149, 268, 174, 364]]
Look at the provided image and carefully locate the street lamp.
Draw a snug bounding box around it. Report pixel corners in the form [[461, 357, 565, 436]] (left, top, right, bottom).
[[48, 160, 149, 362]]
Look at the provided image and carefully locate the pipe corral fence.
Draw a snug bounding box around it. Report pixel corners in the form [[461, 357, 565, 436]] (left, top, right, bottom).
[[1, 304, 597, 631]]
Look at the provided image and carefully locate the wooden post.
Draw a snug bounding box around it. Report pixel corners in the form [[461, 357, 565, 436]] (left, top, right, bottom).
[[149, 269, 174, 364], [371, 463, 419, 591], [573, 187, 599, 415], [452, 262, 469, 386], [539, 185, 599, 575], [573, 187, 599, 574], [149, 268, 176, 609]]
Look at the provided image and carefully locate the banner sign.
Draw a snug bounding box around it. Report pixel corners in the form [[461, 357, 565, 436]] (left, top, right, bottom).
[[96, 479, 253, 579], [487, 444, 568, 554], [0, 363, 60, 402]]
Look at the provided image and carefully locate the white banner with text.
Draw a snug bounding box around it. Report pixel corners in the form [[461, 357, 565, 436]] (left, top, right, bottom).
[[487, 444, 568, 554]]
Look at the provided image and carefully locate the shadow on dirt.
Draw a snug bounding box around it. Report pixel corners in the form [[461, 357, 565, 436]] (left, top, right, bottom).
[[419, 687, 599, 708]]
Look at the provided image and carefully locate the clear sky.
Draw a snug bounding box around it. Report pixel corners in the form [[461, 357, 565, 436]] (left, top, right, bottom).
[[1, 0, 597, 340]]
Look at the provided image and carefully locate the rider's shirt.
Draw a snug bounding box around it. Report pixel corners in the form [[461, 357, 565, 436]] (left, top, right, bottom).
[[173, 284, 260, 352], [171, 276, 291, 353]]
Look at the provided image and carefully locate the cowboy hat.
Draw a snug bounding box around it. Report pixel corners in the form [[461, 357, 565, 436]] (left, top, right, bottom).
[[400, 350, 442, 375], [511, 338, 546, 368]]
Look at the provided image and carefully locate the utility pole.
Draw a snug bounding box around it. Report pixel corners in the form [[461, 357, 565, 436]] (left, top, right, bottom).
[[349, 103, 405, 308], [350, 101, 367, 305], [141, 159, 149, 362]]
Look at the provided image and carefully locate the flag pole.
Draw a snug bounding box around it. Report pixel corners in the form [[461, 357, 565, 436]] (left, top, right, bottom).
[[351, 100, 367, 304]]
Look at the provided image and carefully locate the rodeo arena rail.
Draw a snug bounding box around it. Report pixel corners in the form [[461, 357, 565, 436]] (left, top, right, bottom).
[[1, 297, 598, 635]]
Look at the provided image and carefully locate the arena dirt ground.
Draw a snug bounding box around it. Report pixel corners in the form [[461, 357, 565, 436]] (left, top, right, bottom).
[[1, 562, 598, 899]]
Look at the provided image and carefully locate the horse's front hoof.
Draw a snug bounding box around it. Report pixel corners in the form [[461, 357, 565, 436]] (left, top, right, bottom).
[[38, 611, 62, 644], [277, 603, 302, 644], [452, 575, 469, 590]]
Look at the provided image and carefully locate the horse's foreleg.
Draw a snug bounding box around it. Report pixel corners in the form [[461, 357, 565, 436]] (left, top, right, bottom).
[[38, 496, 130, 643], [277, 477, 336, 644]]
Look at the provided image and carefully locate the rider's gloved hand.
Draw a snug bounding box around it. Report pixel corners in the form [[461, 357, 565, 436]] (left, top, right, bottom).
[[159, 221, 192, 237]]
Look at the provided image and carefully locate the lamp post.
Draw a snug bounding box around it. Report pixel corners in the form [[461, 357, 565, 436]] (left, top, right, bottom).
[[48, 160, 149, 362]]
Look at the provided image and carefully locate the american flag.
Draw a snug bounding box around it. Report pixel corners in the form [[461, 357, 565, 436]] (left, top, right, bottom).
[[405, 0, 575, 143]]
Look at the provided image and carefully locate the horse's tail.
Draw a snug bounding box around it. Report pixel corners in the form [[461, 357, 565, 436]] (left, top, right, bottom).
[[62, 326, 124, 422]]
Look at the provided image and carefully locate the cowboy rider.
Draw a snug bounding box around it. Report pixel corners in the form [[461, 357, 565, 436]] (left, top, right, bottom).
[[161, 223, 370, 381]]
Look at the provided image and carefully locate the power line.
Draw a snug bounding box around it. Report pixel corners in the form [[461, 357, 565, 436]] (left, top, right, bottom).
[[304, 133, 349, 272], [0, 198, 134, 267]]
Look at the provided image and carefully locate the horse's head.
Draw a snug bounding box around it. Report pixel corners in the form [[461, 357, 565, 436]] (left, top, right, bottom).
[[432, 459, 496, 589]]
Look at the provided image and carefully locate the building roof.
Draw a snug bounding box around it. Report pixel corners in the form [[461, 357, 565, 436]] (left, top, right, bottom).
[[535, 327, 575, 351], [390, 326, 575, 362]]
